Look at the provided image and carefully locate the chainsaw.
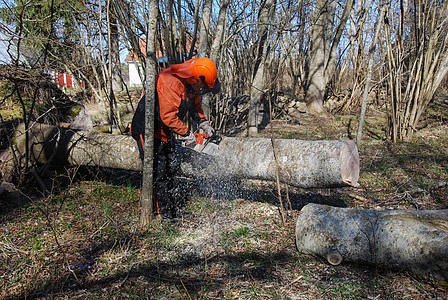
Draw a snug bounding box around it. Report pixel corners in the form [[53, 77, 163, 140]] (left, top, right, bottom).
[[190, 132, 222, 156], [176, 131, 222, 178]]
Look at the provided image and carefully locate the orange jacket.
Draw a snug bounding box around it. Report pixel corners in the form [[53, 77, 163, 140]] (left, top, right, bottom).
[[131, 59, 208, 144], [156, 59, 206, 141]]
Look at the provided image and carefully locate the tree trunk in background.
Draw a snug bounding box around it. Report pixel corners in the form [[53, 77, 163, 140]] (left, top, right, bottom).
[[197, 0, 212, 58], [197, 0, 213, 118], [140, 0, 158, 226], [295, 203, 448, 283], [324, 0, 353, 81], [107, 6, 121, 127], [305, 0, 331, 114], [279, 0, 307, 102], [162, 0, 178, 64], [248, 0, 275, 136], [209, 0, 229, 64], [188, 0, 201, 58], [110, 16, 122, 91], [305, 0, 353, 114], [356, 4, 386, 146], [200, 0, 229, 122]]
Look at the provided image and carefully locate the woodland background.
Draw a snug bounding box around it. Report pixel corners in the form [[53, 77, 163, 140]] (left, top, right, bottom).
[[1, 0, 447, 140], [0, 0, 448, 298]]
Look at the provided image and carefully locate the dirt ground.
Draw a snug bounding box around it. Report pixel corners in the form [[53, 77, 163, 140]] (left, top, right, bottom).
[[1, 99, 447, 299]]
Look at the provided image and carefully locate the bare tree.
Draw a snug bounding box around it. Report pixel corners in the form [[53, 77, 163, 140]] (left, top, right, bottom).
[[196, 0, 213, 118], [278, 0, 309, 102], [210, 0, 230, 63], [108, 5, 123, 92], [197, 0, 212, 57], [356, 2, 387, 146], [140, 0, 158, 227], [339, 0, 375, 111], [384, 0, 448, 141], [199, 0, 230, 121], [107, 0, 122, 128]]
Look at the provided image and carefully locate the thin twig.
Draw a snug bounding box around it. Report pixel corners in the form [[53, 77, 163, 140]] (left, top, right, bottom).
[[285, 184, 292, 211], [0, 238, 30, 255], [180, 279, 192, 300], [268, 92, 286, 226]]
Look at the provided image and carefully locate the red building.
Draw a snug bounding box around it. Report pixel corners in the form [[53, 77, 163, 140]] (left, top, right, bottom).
[[54, 69, 83, 88]]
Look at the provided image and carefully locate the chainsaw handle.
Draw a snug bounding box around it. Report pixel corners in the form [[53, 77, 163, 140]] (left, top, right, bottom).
[[194, 133, 209, 145]]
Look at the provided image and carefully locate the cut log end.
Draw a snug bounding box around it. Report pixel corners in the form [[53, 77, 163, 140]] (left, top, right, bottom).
[[340, 140, 360, 187], [327, 251, 343, 265]]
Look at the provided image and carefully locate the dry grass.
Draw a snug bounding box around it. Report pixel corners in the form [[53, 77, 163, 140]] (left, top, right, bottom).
[[1, 101, 447, 299]]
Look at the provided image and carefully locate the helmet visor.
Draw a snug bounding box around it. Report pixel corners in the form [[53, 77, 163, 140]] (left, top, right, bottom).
[[201, 78, 221, 95]]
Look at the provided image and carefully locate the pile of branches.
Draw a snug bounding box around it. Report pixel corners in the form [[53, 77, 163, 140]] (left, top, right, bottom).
[[210, 94, 251, 135], [0, 65, 79, 125], [210, 92, 304, 134]]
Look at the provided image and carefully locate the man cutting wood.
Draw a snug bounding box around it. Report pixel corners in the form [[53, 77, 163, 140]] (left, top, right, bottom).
[[131, 57, 221, 219]]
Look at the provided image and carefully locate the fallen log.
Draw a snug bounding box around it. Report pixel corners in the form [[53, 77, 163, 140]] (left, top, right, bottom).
[[5, 123, 359, 188], [206, 137, 359, 187], [295, 203, 448, 282], [9, 123, 141, 171]]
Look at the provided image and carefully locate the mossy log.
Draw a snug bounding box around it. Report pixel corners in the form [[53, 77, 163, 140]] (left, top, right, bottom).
[[6, 123, 359, 188], [295, 203, 448, 282]]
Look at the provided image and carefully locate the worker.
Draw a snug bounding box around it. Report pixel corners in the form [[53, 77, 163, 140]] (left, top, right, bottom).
[[130, 57, 221, 219]]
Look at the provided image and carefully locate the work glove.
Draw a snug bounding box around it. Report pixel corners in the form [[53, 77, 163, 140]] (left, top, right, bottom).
[[199, 120, 215, 137], [182, 130, 197, 148]]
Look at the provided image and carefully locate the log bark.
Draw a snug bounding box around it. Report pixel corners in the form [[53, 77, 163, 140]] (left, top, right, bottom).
[[9, 123, 141, 172], [295, 203, 448, 282], [7, 124, 359, 188], [184, 137, 360, 188]]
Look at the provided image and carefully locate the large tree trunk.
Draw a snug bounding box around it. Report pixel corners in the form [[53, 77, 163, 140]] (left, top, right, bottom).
[[8, 123, 141, 171], [6, 124, 360, 188], [295, 203, 448, 283], [305, 0, 353, 114], [305, 0, 332, 114]]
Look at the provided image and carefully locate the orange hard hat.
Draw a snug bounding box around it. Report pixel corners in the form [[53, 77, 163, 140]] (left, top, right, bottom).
[[190, 58, 218, 88]]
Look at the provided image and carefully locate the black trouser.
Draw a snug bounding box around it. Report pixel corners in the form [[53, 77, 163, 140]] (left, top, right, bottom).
[[137, 137, 182, 218]]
